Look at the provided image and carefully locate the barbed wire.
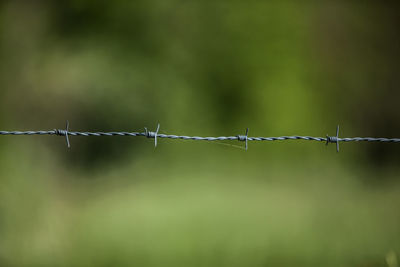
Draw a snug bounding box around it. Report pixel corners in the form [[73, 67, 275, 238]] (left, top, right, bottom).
[[0, 121, 399, 152]]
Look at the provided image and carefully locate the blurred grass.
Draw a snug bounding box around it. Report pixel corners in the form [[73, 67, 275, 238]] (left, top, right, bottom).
[[0, 141, 400, 266]]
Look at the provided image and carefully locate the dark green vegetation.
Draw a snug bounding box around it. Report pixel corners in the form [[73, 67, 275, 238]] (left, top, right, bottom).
[[0, 1, 399, 266]]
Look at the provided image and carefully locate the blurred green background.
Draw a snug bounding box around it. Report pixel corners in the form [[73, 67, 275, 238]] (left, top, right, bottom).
[[0, 1, 399, 266]]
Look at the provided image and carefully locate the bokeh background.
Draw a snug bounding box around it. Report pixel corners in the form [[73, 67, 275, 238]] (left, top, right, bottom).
[[0, 1, 400, 266]]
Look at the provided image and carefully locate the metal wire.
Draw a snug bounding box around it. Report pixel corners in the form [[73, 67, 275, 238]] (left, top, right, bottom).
[[0, 122, 399, 152]]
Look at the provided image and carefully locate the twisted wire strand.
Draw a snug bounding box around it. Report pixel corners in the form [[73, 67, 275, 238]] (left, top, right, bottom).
[[1, 130, 399, 142]]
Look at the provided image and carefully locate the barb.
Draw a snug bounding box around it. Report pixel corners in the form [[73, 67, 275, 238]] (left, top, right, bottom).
[[0, 122, 399, 151], [145, 123, 160, 148], [326, 125, 340, 152], [54, 120, 70, 148], [237, 128, 249, 150]]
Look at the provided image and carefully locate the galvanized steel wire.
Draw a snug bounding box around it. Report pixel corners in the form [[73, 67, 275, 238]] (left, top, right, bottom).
[[0, 122, 399, 152]]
